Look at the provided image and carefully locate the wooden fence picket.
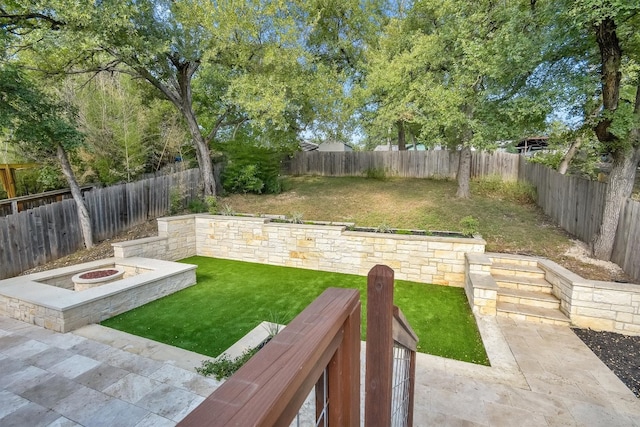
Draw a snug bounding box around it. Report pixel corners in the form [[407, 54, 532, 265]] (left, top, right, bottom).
[[0, 169, 202, 279]]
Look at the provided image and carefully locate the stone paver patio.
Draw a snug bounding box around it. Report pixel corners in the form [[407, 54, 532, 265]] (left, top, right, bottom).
[[1, 313, 639, 426]]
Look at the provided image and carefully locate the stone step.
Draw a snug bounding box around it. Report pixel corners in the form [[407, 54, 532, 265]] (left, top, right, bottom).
[[491, 262, 546, 280], [492, 274, 553, 293], [497, 301, 571, 326], [497, 288, 560, 310], [487, 253, 540, 268]]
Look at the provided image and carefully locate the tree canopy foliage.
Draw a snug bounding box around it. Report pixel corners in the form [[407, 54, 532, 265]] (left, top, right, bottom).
[[2, 0, 639, 259]]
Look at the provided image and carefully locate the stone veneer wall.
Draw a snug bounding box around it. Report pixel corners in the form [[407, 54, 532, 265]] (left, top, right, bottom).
[[539, 260, 640, 335], [0, 258, 196, 333], [112, 215, 197, 261], [195, 216, 485, 286], [58, 268, 195, 332], [464, 253, 498, 315], [463, 255, 640, 335], [115, 214, 486, 287]]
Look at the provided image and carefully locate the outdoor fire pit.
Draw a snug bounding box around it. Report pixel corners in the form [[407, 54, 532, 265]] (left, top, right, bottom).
[[72, 267, 125, 291]]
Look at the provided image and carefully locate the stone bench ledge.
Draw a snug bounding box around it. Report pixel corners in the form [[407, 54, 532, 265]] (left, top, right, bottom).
[[0, 257, 196, 311], [466, 252, 492, 266], [469, 272, 499, 291], [111, 236, 166, 249]]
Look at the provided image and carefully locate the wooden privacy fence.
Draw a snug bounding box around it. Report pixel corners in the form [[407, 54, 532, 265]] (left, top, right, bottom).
[[518, 158, 640, 281], [179, 287, 362, 426], [84, 169, 201, 242], [285, 150, 520, 181], [0, 168, 201, 279], [0, 186, 95, 217], [612, 198, 640, 282], [518, 159, 608, 243]]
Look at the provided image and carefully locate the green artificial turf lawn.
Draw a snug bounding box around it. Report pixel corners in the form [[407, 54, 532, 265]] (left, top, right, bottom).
[[101, 257, 489, 365]]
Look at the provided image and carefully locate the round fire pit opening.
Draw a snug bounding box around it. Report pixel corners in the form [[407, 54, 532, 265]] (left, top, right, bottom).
[[72, 267, 125, 291]]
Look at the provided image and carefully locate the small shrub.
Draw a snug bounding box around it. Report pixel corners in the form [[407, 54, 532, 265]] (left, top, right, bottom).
[[290, 212, 304, 224], [169, 188, 183, 215], [364, 167, 387, 180], [264, 310, 290, 336], [265, 177, 284, 194], [376, 222, 393, 233], [219, 204, 235, 216], [196, 347, 260, 380], [230, 164, 264, 194], [197, 311, 286, 380], [188, 198, 208, 213], [459, 216, 480, 237], [221, 143, 286, 194], [205, 196, 218, 214]]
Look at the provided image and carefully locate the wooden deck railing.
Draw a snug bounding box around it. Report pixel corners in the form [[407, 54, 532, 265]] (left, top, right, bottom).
[[178, 287, 361, 427], [365, 265, 419, 427]]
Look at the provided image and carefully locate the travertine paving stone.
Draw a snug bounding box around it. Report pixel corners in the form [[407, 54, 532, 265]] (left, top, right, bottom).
[[74, 364, 130, 392], [2, 311, 640, 426], [0, 317, 220, 426], [0, 402, 60, 427]]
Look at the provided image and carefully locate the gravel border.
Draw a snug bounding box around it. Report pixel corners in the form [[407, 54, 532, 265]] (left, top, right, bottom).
[[572, 328, 640, 398]]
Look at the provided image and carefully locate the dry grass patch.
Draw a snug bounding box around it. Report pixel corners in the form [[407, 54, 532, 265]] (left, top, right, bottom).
[[221, 176, 634, 282]]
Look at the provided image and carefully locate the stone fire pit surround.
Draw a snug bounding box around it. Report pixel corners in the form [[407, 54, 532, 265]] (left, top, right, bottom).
[[72, 267, 126, 291]]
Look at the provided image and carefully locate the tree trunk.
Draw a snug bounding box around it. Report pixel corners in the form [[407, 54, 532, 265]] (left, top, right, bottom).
[[592, 147, 640, 259], [594, 17, 622, 143], [133, 60, 216, 197], [174, 62, 217, 197], [397, 121, 406, 151], [590, 17, 637, 260], [56, 144, 94, 249], [456, 145, 472, 198], [557, 137, 583, 175], [182, 108, 216, 197]]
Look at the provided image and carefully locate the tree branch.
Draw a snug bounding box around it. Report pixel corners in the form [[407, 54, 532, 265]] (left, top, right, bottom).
[[204, 111, 229, 144], [0, 10, 65, 31]]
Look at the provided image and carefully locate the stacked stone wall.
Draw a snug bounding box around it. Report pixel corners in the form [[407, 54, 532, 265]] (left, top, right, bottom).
[[194, 216, 485, 286]]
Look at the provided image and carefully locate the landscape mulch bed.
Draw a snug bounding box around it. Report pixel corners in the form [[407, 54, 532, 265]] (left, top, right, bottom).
[[573, 328, 640, 398]]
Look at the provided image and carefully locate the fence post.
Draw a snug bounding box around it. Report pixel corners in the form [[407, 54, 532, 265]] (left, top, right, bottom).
[[365, 264, 395, 427]]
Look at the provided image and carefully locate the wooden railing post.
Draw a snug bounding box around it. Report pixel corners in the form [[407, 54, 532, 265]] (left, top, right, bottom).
[[365, 264, 395, 427]]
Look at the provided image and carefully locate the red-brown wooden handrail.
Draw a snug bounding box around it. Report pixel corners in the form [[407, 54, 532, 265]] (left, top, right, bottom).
[[178, 287, 361, 427]]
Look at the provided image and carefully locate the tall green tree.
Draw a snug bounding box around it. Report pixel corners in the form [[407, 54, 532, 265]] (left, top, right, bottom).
[[0, 65, 93, 248], [361, 0, 554, 197], [569, 1, 640, 260], [1, 2, 94, 247], [72, 73, 153, 184], [6, 0, 378, 197]]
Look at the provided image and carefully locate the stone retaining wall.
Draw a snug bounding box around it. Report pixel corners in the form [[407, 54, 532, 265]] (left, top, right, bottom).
[[465, 253, 498, 315], [112, 215, 197, 261], [463, 255, 640, 335], [116, 214, 486, 287], [539, 260, 640, 335]]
